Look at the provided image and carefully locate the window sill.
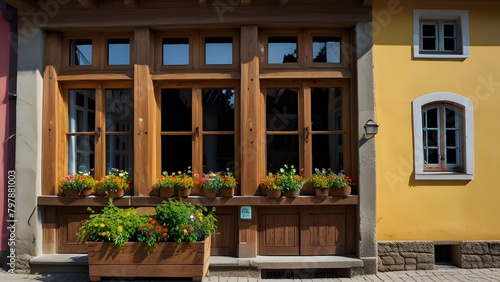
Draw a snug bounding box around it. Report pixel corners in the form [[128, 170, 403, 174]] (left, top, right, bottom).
[[413, 53, 469, 60], [37, 195, 359, 207], [415, 173, 474, 181]]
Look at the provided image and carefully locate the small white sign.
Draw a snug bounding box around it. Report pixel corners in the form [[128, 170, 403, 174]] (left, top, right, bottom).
[[240, 206, 252, 220]]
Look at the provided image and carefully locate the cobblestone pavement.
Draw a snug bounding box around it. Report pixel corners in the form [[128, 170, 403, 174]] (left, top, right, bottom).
[[1, 268, 499, 281]]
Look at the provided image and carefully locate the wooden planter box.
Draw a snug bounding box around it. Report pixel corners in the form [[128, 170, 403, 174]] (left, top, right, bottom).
[[88, 239, 211, 281]]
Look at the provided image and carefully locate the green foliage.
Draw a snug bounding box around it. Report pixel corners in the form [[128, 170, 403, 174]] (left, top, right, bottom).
[[58, 171, 95, 191], [136, 218, 169, 254], [196, 170, 237, 191], [155, 199, 217, 243], [260, 164, 304, 191], [77, 198, 148, 251], [310, 168, 356, 189], [153, 171, 176, 189], [97, 169, 130, 191]]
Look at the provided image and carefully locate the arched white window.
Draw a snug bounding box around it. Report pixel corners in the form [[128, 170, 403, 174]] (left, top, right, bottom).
[[413, 92, 473, 180]]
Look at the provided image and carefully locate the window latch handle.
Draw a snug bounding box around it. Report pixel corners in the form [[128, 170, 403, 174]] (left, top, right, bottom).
[[303, 126, 309, 140], [96, 127, 101, 139]]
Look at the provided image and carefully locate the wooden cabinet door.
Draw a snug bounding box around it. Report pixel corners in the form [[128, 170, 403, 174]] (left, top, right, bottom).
[[57, 207, 91, 253], [258, 208, 300, 255], [210, 207, 237, 256]]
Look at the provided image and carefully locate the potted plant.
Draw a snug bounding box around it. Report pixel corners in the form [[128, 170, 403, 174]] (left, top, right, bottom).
[[196, 169, 237, 198], [260, 172, 282, 198], [174, 168, 194, 198], [276, 164, 304, 198], [97, 168, 130, 198], [330, 172, 356, 197], [58, 171, 95, 197], [154, 171, 176, 198], [77, 198, 216, 281], [310, 168, 335, 197]]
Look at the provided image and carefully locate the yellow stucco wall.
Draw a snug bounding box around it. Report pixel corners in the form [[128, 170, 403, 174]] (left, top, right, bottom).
[[374, 0, 500, 240]]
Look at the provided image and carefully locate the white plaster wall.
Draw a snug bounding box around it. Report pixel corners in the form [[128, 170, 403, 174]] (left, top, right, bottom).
[[15, 23, 44, 269], [356, 22, 377, 275]]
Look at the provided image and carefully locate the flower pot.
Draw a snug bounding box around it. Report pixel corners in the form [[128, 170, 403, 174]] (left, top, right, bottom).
[[107, 189, 125, 198], [203, 188, 217, 199], [159, 187, 175, 198], [63, 188, 92, 197], [219, 187, 235, 198], [283, 189, 300, 198], [178, 188, 191, 198], [315, 187, 329, 197], [265, 188, 281, 198], [88, 239, 211, 282], [329, 186, 351, 197]]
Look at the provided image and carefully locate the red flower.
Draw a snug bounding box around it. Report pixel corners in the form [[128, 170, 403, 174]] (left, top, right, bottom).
[[150, 219, 157, 225]]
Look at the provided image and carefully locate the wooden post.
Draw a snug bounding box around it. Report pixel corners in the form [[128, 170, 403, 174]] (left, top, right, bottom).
[[238, 26, 260, 257], [133, 28, 156, 196]]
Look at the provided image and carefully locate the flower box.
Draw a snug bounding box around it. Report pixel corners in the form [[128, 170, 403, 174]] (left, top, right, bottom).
[[88, 238, 211, 282]]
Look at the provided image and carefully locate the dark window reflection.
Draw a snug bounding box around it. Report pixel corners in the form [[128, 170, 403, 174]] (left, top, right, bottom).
[[106, 134, 133, 175], [161, 89, 192, 132], [266, 88, 298, 131], [203, 88, 235, 131], [161, 135, 192, 173], [312, 37, 341, 63], [70, 39, 92, 66], [203, 135, 235, 173], [69, 89, 95, 132], [311, 88, 342, 131], [266, 135, 299, 173], [268, 37, 297, 64], [205, 37, 232, 65], [105, 89, 133, 132], [68, 135, 95, 174], [312, 134, 343, 172]]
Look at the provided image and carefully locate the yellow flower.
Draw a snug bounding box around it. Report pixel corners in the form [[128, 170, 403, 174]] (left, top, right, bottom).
[[94, 223, 99, 227], [183, 229, 188, 235], [101, 232, 106, 236], [100, 223, 105, 228], [117, 225, 123, 233]]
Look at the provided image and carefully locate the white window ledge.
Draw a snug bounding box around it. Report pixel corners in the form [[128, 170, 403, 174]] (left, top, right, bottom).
[[415, 173, 474, 181]]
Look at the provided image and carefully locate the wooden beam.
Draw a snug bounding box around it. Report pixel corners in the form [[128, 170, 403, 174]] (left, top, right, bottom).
[[6, 0, 35, 14], [123, 0, 138, 9], [241, 0, 251, 5], [362, 0, 373, 6], [78, 0, 99, 9]]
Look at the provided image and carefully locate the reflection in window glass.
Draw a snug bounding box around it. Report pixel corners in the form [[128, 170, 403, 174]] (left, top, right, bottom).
[[266, 135, 299, 173], [108, 38, 130, 65], [205, 37, 232, 65], [70, 39, 92, 66], [161, 135, 192, 173], [67, 135, 95, 174], [105, 89, 134, 175], [266, 88, 298, 131], [203, 88, 235, 131], [268, 37, 297, 64], [69, 89, 96, 133], [163, 38, 190, 66], [161, 89, 192, 132], [312, 134, 343, 172], [312, 37, 341, 63], [311, 88, 342, 131], [203, 135, 235, 173]]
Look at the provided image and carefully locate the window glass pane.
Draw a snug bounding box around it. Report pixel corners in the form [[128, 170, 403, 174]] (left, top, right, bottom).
[[427, 129, 438, 147], [311, 87, 342, 131], [268, 37, 297, 64], [161, 89, 192, 132], [205, 37, 232, 65], [312, 37, 341, 63], [443, 23, 456, 37], [425, 108, 438, 128], [69, 89, 95, 132], [161, 135, 192, 173], [422, 38, 436, 50], [68, 135, 95, 174], [445, 108, 457, 128], [106, 89, 133, 132], [266, 135, 299, 173], [422, 24, 436, 37], [446, 148, 457, 165], [445, 130, 457, 147], [427, 149, 439, 165], [203, 135, 235, 173], [443, 38, 456, 51], [266, 88, 298, 131], [70, 39, 92, 66], [312, 134, 343, 172], [108, 38, 130, 65], [106, 134, 133, 175], [203, 88, 235, 131], [163, 38, 189, 66]]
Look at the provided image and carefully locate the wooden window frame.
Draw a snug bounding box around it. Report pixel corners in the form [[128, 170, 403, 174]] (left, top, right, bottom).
[[422, 102, 463, 172], [200, 31, 240, 70], [156, 80, 241, 190], [304, 30, 351, 69], [62, 34, 100, 71], [155, 32, 195, 71], [261, 79, 353, 184], [261, 30, 303, 69], [102, 33, 134, 70]]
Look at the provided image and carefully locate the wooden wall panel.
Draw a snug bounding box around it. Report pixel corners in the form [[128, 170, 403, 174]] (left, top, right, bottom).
[[258, 208, 299, 255], [57, 207, 91, 253], [211, 207, 236, 256]]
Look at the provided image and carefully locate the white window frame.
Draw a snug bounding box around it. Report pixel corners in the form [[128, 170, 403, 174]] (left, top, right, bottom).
[[413, 10, 469, 59], [412, 92, 474, 180]]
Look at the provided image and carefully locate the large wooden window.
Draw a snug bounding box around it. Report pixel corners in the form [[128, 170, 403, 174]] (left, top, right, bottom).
[[159, 81, 239, 177], [64, 82, 134, 182], [263, 80, 351, 176]]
